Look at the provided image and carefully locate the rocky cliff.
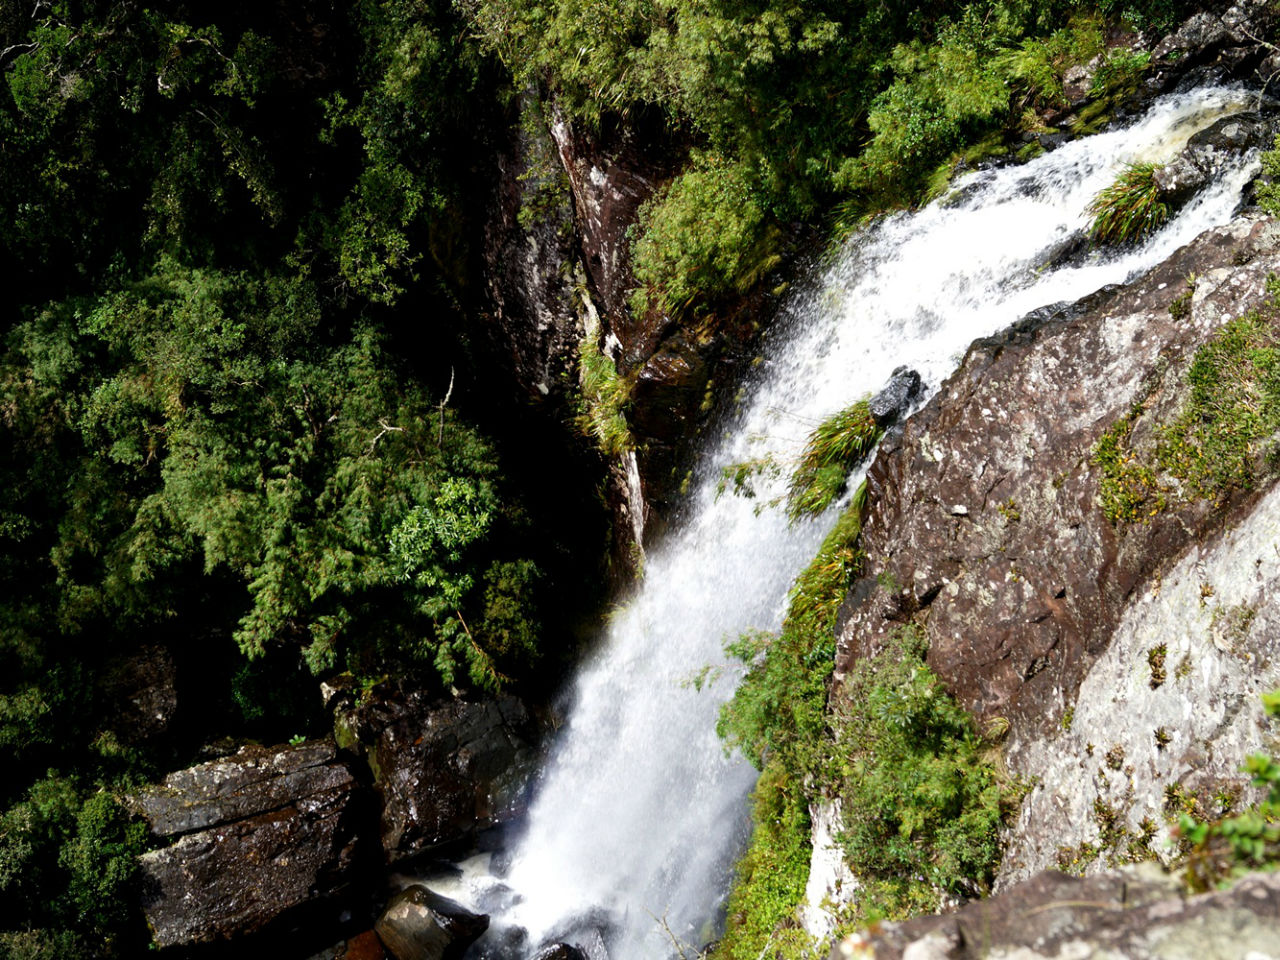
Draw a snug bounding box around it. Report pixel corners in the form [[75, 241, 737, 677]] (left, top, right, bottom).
[[815, 131, 1280, 958]]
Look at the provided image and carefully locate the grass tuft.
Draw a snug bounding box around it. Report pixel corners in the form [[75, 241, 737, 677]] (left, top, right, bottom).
[[787, 401, 881, 522], [1088, 163, 1168, 246]]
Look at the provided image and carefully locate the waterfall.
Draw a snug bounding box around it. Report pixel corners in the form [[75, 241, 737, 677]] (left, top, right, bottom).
[[464, 85, 1261, 959]]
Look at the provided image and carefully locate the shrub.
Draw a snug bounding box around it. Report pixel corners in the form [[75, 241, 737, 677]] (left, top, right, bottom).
[[1088, 163, 1168, 245], [629, 156, 779, 319], [575, 335, 633, 457], [834, 624, 1006, 916]]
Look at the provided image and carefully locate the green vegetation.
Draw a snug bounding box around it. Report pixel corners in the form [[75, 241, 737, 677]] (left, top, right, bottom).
[[1093, 288, 1280, 526], [715, 486, 1013, 956], [831, 625, 1008, 920], [787, 402, 881, 522], [715, 494, 868, 959], [1088, 163, 1168, 246], [1180, 691, 1280, 890], [576, 334, 634, 456]]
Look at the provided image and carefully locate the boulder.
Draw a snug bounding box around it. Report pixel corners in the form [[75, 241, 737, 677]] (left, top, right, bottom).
[[828, 214, 1280, 893], [374, 886, 488, 960], [832, 867, 1280, 959], [331, 685, 539, 861], [130, 740, 363, 947], [1155, 108, 1280, 205], [867, 367, 923, 429]]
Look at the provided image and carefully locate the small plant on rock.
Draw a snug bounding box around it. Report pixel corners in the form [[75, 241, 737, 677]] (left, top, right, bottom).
[[787, 400, 881, 521], [1087, 163, 1168, 246]]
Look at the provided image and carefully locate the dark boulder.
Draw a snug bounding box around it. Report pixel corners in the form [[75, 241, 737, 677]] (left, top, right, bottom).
[[1155, 109, 1280, 205], [129, 740, 363, 947], [530, 946, 587, 960], [374, 886, 489, 960], [867, 367, 923, 429], [331, 684, 539, 861]]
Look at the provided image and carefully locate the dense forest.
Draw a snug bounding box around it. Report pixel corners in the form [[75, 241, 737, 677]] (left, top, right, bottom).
[[0, 0, 1201, 956]]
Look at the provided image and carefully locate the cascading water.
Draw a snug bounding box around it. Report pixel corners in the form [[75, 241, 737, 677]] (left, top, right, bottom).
[[458, 85, 1262, 959]]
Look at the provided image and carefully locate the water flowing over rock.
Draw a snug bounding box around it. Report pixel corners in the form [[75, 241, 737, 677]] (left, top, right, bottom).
[[329, 683, 538, 861], [129, 740, 362, 947], [832, 866, 1280, 959], [374, 886, 489, 960], [478, 86, 1262, 960]]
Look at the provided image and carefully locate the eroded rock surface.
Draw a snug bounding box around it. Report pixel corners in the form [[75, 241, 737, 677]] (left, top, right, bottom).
[[833, 866, 1280, 959], [331, 684, 538, 861], [131, 740, 362, 947]]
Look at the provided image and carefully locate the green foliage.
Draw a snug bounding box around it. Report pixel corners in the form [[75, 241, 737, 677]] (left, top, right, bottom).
[[713, 491, 869, 960], [1089, 47, 1151, 96], [1254, 135, 1280, 217], [1180, 691, 1280, 889], [1156, 310, 1280, 499], [1, 263, 541, 688], [786, 401, 880, 522], [576, 334, 634, 457], [1094, 286, 1280, 524], [1088, 163, 1168, 245], [716, 763, 820, 960], [833, 625, 1005, 917], [630, 155, 779, 319]]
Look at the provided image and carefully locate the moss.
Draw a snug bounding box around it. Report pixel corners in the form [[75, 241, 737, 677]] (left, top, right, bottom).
[[1093, 415, 1166, 524]]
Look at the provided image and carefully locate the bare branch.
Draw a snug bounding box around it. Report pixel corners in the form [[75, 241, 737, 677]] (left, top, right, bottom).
[[368, 418, 404, 453], [437, 366, 455, 447]]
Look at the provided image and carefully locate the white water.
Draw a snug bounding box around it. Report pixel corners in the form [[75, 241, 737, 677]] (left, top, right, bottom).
[[468, 86, 1260, 958]]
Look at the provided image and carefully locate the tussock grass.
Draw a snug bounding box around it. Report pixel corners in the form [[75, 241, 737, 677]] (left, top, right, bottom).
[[1088, 163, 1168, 246]]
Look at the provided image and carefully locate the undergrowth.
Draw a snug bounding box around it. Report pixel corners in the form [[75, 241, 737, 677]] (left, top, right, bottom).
[[831, 624, 1010, 925], [787, 401, 880, 522], [715, 486, 1013, 956], [1094, 282, 1280, 523]]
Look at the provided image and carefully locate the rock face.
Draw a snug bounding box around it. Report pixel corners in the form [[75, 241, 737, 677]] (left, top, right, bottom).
[[832, 866, 1280, 959], [330, 684, 538, 861], [101, 644, 178, 743], [1156, 108, 1280, 204], [130, 740, 362, 947], [834, 216, 1280, 736], [374, 886, 488, 960], [828, 213, 1280, 895]]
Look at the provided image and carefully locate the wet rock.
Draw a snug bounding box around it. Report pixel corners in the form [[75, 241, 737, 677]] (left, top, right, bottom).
[[374, 886, 488, 960], [835, 215, 1280, 736], [1156, 109, 1280, 205], [130, 739, 352, 837], [332, 686, 538, 861], [481, 94, 583, 405], [101, 644, 177, 743], [531, 945, 588, 960], [131, 740, 363, 947], [832, 867, 1280, 959], [1147, 0, 1280, 95], [867, 367, 923, 429]]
